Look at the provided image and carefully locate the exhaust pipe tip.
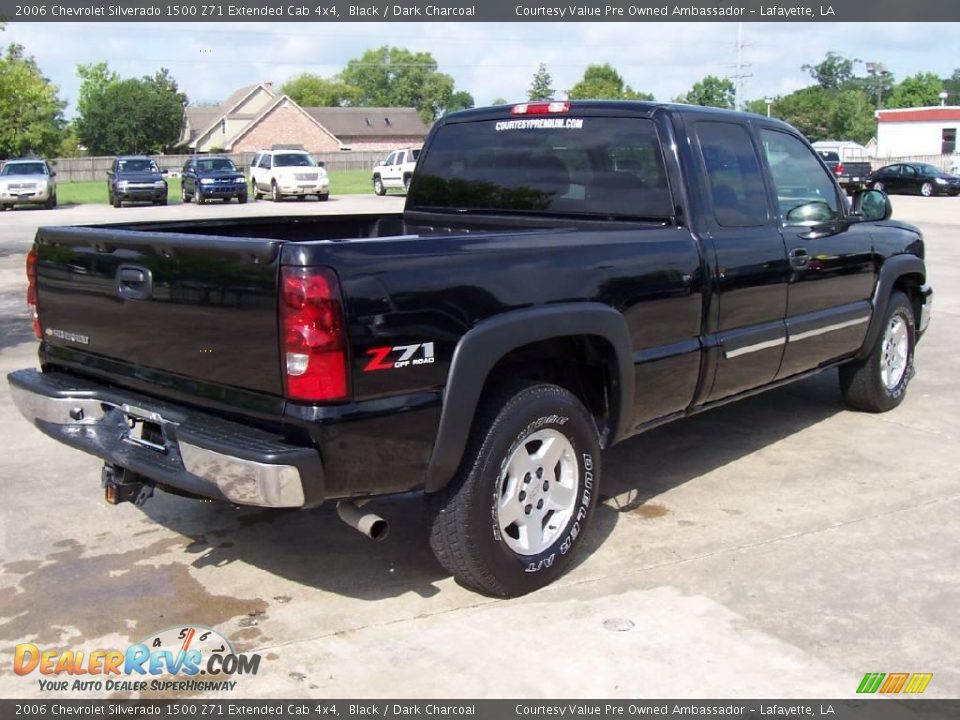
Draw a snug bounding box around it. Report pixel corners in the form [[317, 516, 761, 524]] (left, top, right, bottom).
[[336, 500, 390, 542]]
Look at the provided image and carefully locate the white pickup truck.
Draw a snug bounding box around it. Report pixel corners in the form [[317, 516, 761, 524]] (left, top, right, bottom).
[[372, 147, 420, 195]]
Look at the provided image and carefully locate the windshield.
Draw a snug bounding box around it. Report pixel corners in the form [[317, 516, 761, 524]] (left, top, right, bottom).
[[275, 153, 316, 168], [408, 117, 672, 219], [817, 151, 840, 162], [915, 163, 943, 176], [197, 158, 238, 173], [1, 162, 48, 176], [118, 158, 159, 173]]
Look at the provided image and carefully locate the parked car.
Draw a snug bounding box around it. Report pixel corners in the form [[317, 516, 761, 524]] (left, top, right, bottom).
[[181, 156, 247, 205], [0, 159, 57, 210], [250, 149, 329, 201], [9, 101, 932, 597], [372, 147, 420, 195], [868, 162, 960, 197], [816, 150, 872, 194], [107, 156, 168, 208]]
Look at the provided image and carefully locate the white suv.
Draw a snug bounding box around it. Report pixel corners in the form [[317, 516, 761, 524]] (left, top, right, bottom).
[[250, 149, 329, 202], [372, 148, 420, 195]]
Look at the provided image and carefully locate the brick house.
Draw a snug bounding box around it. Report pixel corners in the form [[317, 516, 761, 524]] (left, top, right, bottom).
[[178, 83, 429, 154]]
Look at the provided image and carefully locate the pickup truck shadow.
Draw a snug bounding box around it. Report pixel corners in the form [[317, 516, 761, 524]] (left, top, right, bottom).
[[137, 370, 843, 600]]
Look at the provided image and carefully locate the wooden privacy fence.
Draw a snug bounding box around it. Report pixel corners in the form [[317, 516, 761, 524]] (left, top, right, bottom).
[[5, 151, 387, 183]]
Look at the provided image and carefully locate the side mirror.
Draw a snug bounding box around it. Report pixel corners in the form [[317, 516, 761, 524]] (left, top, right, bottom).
[[850, 188, 891, 222], [785, 200, 836, 225]]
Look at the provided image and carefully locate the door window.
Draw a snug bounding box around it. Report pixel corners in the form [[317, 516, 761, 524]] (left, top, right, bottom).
[[760, 129, 840, 226], [384, 152, 397, 166], [696, 121, 769, 228], [901, 165, 918, 177]]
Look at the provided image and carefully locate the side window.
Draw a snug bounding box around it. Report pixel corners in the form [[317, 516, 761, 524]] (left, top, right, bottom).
[[262, 155, 272, 169], [696, 121, 769, 228], [385, 152, 397, 166], [760, 129, 840, 226], [901, 165, 917, 177]]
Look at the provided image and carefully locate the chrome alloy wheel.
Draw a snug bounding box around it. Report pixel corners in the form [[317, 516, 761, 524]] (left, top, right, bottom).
[[880, 314, 909, 390], [496, 428, 579, 556]]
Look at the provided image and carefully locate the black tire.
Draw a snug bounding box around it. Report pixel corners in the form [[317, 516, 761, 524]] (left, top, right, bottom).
[[180, 185, 191, 204], [297, 195, 306, 201], [403, 175, 411, 194], [158, 197, 168, 206], [112, 193, 122, 209], [252, 180, 262, 200], [429, 382, 601, 597], [318, 193, 330, 202], [840, 291, 915, 413], [195, 190, 205, 205], [920, 182, 933, 197], [373, 175, 386, 196], [271, 181, 281, 202], [0, 204, 8, 212], [45, 194, 56, 209], [238, 193, 248, 204]]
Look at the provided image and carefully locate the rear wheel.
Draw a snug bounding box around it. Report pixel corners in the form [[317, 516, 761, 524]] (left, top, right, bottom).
[[920, 182, 933, 197], [840, 291, 915, 413], [373, 175, 385, 196], [428, 382, 601, 597], [180, 185, 191, 203]]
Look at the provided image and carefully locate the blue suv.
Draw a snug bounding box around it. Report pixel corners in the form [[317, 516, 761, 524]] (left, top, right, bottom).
[[181, 156, 248, 204]]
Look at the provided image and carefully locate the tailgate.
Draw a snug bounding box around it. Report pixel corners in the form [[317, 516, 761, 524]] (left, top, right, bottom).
[[35, 226, 283, 396]]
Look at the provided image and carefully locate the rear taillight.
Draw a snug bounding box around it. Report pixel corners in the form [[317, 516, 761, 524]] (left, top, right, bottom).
[[26, 248, 41, 340], [511, 101, 570, 115], [280, 267, 348, 402], [835, 162, 844, 175]]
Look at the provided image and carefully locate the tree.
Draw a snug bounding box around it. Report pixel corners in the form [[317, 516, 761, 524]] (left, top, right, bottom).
[[340, 46, 464, 123], [445, 90, 475, 114], [567, 64, 653, 101], [0, 44, 66, 158], [802, 51, 860, 90], [282, 73, 358, 107], [528, 63, 554, 101], [886, 72, 944, 109], [491, 97, 508, 106], [943, 68, 960, 101], [75, 64, 186, 155], [760, 86, 875, 144], [683, 75, 735, 109]]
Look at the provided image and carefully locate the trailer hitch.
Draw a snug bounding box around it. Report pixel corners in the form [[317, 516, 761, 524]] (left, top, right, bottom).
[[101, 464, 154, 506]]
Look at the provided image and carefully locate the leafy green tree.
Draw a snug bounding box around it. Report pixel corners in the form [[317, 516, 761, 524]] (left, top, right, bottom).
[[340, 46, 463, 123], [528, 63, 554, 101], [886, 72, 944, 108], [0, 44, 66, 158], [75, 64, 186, 155], [761, 86, 875, 144], [445, 90, 475, 114], [281, 73, 358, 107], [802, 52, 860, 90], [567, 64, 653, 101], [491, 97, 509, 106], [683, 75, 735, 109]]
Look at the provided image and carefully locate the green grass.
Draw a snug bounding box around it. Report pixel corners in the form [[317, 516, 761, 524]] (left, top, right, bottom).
[[56, 170, 378, 206]]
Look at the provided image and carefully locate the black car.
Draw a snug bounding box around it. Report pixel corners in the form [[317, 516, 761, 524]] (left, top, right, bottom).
[[869, 162, 960, 197], [181, 156, 248, 205], [107, 156, 168, 208]]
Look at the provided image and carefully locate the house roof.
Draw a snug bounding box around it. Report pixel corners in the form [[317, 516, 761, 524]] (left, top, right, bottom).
[[183, 107, 222, 142], [876, 106, 960, 123], [222, 95, 342, 151], [186, 83, 277, 147], [304, 107, 429, 138]]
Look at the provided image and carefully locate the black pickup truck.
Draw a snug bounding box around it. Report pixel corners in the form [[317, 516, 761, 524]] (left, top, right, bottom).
[[9, 102, 933, 597]]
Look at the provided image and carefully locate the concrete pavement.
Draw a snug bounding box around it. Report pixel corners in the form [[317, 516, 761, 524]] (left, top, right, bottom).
[[0, 194, 957, 699]]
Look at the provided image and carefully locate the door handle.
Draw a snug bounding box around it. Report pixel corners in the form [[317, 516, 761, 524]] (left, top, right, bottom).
[[789, 248, 809, 269], [116, 265, 153, 300]]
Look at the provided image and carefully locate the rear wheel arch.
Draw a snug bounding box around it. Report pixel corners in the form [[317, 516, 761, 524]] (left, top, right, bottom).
[[424, 303, 634, 493]]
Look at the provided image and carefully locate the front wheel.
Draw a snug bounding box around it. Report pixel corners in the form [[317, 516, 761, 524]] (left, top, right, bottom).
[[840, 291, 915, 413], [429, 383, 601, 597], [318, 193, 329, 201], [373, 176, 385, 196], [920, 182, 933, 197], [238, 193, 248, 204], [271, 181, 281, 202]]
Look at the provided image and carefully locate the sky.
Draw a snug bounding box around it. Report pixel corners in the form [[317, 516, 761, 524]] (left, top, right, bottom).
[[4, 21, 959, 116]]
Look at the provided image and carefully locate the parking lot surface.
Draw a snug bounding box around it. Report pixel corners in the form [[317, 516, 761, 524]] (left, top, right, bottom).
[[0, 194, 957, 698]]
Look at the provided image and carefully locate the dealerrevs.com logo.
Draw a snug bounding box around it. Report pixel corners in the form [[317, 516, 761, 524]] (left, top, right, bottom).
[[14, 626, 261, 693]]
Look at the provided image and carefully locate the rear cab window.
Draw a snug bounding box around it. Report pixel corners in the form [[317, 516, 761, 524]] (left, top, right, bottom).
[[408, 115, 673, 220]]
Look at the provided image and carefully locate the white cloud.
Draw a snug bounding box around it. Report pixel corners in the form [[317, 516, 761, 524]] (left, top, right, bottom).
[[3, 21, 958, 115]]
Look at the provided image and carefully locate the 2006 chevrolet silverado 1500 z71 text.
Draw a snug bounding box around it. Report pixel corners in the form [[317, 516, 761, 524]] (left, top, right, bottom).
[[9, 101, 933, 596]]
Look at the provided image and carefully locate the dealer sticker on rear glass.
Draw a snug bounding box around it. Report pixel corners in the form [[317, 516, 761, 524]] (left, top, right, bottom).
[[495, 118, 584, 131]]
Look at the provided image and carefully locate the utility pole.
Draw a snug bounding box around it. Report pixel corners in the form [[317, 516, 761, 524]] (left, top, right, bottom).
[[731, 22, 753, 111]]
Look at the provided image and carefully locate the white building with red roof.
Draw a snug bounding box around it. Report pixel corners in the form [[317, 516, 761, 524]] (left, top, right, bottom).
[[875, 106, 960, 158]]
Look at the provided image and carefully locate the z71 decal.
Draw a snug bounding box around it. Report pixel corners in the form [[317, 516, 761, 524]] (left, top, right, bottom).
[[364, 342, 435, 372]]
